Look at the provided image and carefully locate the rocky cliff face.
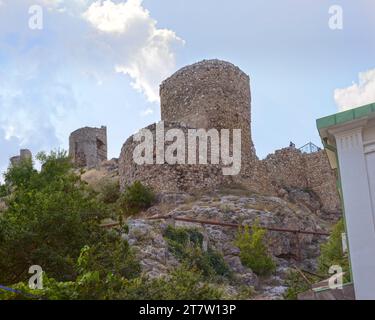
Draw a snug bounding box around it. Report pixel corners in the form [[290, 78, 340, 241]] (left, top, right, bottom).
[[121, 190, 340, 299]]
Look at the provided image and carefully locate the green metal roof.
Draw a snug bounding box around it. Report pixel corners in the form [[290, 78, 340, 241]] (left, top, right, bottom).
[[317, 102, 375, 130]]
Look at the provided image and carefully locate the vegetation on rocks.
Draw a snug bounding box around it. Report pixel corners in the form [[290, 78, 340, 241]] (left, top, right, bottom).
[[0, 153, 221, 300], [318, 218, 350, 283], [1, 249, 222, 300], [234, 223, 276, 276], [98, 179, 121, 205], [163, 225, 232, 280], [118, 181, 155, 216], [283, 219, 350, 299], [283, 269, 319, 300]]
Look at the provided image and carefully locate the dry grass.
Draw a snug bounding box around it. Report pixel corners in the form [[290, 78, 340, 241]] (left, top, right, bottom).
[[81, 169, 119, 192], [217, 183, 259, 198]]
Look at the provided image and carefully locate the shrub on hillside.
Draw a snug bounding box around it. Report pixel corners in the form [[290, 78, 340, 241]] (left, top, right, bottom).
[[283, 269, 320, 300], [318, 218, 350, 283], [234, 223, 276, 276], [164, 225, 231, 279], [98, 179, 121, 204], [118, 181, 155, 216]]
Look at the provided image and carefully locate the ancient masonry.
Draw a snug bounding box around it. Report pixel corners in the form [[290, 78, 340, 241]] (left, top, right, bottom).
[[120, 60, 274, 195], [263, 147, 340, 213], [10, 149, 32, 166], [69, 126, 107, 169], [70, 59, 341, 214]]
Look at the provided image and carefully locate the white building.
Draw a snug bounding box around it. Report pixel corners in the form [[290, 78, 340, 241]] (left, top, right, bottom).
[[317, 102, 375, 300]]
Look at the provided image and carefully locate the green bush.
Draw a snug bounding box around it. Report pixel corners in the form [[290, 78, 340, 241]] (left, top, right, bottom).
[[118, 181, 155, 216], [164, 225, 203, 259], [234, 223, 276, 276], [77, 234, 141, 280], [98, 180, 121, 204], [318, 219, 350, 283], [122, 266, 223, 300], [0, 263, 222, 300], [163, 226, 231, 279], [283, 269, 319, 300]]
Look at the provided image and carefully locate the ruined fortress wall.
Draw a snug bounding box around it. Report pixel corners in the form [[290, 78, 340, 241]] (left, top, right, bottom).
[[10, 149, 32, 166], [69, 126, 107, 169], [119, 59, 338, 202], [158, 59, 274, 193], [119, 60, 275, 194], [119, 122, 233, 193], [263, 147, 308, 189], [304, 151, 341, 213], [160, 59, 257, 164], [263, 148, 341, 213]]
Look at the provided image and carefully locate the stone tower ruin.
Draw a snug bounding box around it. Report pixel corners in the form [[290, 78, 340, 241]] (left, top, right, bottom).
[[160, 59, 257, 165], [69, 126, 107, 169], [119, 59, 274, 194], [10, 149, 32, 166]]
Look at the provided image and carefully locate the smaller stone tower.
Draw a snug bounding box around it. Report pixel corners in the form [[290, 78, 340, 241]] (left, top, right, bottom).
[[69, 126, 107, 169], [10, 149, 32, 166]]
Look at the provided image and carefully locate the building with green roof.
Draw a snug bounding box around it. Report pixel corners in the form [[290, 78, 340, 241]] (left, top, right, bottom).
[[317, 102, 375, 300]]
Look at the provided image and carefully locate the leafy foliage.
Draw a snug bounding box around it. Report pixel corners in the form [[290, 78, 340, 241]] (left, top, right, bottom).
[[164, 225, 231, 279], [0, 255, 221, 300], [118, 181, 155, 216], [164, 225, 203, 258], [0, 152, 222, 300], [98, 179, 121, 205], [234, 223, 276, 276], [283, 269, 319, 300], [284, 219, 351, 299], [121, 266, 223, 300], [0, 151, 123, 284], [3, 157, 37, 191], [318, 218, 350, 283]]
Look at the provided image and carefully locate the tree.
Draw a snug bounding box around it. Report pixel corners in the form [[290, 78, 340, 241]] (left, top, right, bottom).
[[0, 151, 109, 284]]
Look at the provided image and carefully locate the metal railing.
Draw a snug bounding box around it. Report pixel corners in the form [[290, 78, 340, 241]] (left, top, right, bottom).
[[299, 142, 322, 154], [101, 215, 330, 261]]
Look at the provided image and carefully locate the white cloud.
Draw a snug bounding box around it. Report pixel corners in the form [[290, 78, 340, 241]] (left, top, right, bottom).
[[83, 0, 148, 34], [0, 0, 184, 172], [334, 68, 375, 111], [83, 0, 184, 102], [140, 108, 153, 117]]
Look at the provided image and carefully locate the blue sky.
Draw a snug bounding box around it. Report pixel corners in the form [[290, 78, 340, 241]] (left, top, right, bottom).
[[0, 0, 374, 175]]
